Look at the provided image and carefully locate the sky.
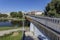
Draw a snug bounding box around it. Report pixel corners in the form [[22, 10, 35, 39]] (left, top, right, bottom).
[[0, 0, 51, 13]]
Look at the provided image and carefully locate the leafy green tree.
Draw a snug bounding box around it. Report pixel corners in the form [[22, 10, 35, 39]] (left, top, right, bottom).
[[10, 11, 23, 18], [0, 13, 8, 18], [44, 0, 60, 17], [0, 13, 2, 17], [18, 11, 23, 18], [2, 14, 8, 18], [10, 12, 18, 18]]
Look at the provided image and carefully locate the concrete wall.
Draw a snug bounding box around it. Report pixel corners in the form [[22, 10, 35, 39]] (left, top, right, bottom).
[[30, 23, 34, 32], [30, 22, 48, 40]]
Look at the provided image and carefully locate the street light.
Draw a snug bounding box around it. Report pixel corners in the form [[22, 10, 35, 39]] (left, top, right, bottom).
[[22, 12, 25, 40], [23, 13, 24, 31]]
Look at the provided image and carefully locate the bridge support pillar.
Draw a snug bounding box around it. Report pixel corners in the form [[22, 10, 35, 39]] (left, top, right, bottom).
[[30, 23, 35, 32], [30, 23, 46, 37], [30, 22, 38, 36]]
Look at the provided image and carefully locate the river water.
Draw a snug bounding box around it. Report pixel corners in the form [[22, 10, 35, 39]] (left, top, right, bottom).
[[0, 21, 13, 27], [0, 20, 22, 27]]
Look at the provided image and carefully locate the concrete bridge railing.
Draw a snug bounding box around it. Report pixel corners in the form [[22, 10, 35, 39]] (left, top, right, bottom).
[[25, 15, 60, 40]]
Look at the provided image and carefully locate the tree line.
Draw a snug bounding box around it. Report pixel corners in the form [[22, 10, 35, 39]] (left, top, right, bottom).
[[0, 13, 8, 18], [10, 11, 23, 18], [0, 11, 23, 18]]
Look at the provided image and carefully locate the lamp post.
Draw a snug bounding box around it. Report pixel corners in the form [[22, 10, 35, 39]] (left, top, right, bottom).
[[23, 13, 24, 31], [22, 13, 25, 40]]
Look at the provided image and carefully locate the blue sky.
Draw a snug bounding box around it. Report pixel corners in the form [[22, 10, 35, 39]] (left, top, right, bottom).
[[0, 0, 51, 13]]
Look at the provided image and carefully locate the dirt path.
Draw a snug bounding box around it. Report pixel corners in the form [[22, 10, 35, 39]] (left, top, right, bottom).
[[0, 28, 23, 36], [24, 31, 39, 40]]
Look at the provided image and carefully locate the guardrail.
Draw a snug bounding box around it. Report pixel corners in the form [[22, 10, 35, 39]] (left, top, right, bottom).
[[28, 15, 60, 24]]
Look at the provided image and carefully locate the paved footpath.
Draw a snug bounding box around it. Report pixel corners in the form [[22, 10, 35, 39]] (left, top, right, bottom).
[[0, 28, 23, 36], [25, 31, 39, 40]]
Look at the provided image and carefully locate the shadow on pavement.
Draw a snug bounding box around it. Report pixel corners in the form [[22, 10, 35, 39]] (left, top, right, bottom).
[[22, 32, 34, 40], [24, 36, 34, 40], [22, 31, 34, 40]]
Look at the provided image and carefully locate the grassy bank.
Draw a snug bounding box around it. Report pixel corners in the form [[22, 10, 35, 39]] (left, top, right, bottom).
[[0, 31, 22, 40], [0, 26, 29, 31], [0, 27, 21, 31]]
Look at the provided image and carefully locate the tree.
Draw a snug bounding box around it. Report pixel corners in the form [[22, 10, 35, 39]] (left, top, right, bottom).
[[10, 11, 23, 18], [2, 14, 8, 18], [10, 12, 18, 18], [18, 11, 23, 18], [47, 9, 56, 17], [44, 0, 60, 17], [0, 13, 8, 18]]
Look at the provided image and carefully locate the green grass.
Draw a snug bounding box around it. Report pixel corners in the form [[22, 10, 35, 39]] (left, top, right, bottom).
[[0, 31, 22, 40], [0, 26, 29, 31], [0, 27, 20, 31]]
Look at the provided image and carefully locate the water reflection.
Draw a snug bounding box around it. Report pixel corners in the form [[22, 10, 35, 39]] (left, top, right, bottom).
[[0, 20, 22, 27]]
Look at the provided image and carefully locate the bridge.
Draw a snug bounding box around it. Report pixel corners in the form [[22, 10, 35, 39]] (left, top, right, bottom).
[[25, 15, 60, 40]]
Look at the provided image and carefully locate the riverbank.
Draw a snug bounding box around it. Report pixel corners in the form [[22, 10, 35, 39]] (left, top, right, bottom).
[[0, 26, 29, 31], [0, 27, 21, 31], [0, 31, 22, 40]]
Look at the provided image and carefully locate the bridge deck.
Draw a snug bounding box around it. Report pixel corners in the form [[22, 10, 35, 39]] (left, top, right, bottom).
[[26, 15, 60, 34]]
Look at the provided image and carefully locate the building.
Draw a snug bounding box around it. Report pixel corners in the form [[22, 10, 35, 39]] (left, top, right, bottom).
[[27, 11, 43, 16], [34, 11, 42, 16]]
